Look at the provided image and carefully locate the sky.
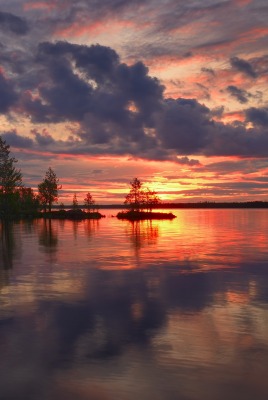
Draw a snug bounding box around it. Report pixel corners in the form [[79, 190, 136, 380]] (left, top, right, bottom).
[[0, 0, 268, 204]]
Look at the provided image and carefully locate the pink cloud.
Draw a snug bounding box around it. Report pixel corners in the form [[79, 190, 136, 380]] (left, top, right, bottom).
[[23, 1, 57, 11], [55, 19, 137, 39]]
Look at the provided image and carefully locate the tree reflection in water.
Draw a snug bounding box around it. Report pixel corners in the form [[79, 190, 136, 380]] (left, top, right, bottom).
[[83, 219, 100, 240], [0, 222, 15, 270], [1, 215, 268, 400], [126, 220, 159, 250], [38, 219, 58, 251]]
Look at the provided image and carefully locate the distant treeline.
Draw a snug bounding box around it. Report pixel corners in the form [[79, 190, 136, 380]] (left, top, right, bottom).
[[157, 201, 268, 209], [53, 201, 268, 209]]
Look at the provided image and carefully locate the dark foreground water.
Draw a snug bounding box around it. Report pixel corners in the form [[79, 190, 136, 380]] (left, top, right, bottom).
[[1, 209, 268, 400]]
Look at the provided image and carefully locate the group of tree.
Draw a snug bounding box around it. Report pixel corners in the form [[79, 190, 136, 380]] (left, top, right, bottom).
[[1, 135, 99, 219], [124, 177, 161, 211], [0, 136, 61, 219], [1, 136, 160, 220], [84, 192, 96, 211], [71, 192, 96, 211]]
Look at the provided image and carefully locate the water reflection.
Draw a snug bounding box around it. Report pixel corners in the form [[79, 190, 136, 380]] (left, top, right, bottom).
[[38, 219, 58, 251], [1, 262, 268, 399], [84, 219, 100, 240], [0, 222, 15, 270], [1, 211, 268, 400], [126, 220, 159, 250]]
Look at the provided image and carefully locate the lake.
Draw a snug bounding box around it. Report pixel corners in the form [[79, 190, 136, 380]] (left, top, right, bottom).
[[1, 209, 268, 400]]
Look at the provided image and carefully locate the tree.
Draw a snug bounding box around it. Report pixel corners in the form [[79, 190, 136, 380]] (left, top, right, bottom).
[[0, 137, 22, 194], [17, 187, 40, 215], [59, 202, 65, 210], [72, 193, 78, 210], [84, 192, 95, 212], [0, 137, 23, 217], [124, 178, 144, 211], [38, 167, 61, 212], [124, 178, 161, 212], [144, 188, 161, 212]]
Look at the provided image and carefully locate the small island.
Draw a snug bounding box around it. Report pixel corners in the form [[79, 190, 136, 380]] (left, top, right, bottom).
[[116, 178, 176, 221], [43, 209, 104, 220], [117, 210, 176, 220]]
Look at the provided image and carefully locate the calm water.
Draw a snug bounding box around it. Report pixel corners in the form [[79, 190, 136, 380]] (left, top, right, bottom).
[[1, 209, 268, 400]]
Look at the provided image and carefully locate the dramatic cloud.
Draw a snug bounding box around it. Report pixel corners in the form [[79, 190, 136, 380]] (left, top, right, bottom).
[[245, 107, 268, 127], [230, 56, 257, 78], [176, 157, 201, 166], [0, 2, 267, 201], [0, 73, 18, 113], [0, 11, 29, 35], [0, 38, 267, 162], [1, 130, 34, 148], [226, 85, 251, 104]]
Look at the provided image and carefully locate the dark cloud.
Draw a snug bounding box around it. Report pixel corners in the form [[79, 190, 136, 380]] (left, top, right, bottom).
[[1, 130, 34, 148], [155, 98, 212, 154], [23, 41, 162, 128], [203, 121, 268, 157], [253, 54, 268, 77], [230, 56, 257, 78], [204, 160, 257, 175], [2, 36, 268, 161], [245, 107, 268, 127], [201, 67, 216, 76], [176, 157, 201, 166], [210, 106, 224, 117], [0, 73, 18, 113], [226, 85, 251, 104], [37, 41, 120, 81], [31, 129, 56, 146], [0, 11, 29, 35]]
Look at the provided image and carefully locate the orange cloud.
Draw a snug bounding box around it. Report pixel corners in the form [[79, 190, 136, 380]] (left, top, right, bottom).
[[55, 19, 136, 39], [221, 111, 245, 124], [238, 26, 268, 44]]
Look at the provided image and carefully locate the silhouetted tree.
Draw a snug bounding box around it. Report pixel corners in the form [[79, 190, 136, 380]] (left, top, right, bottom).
[[124, 178, 161, 212], [124, 177, 144, 211], [72, 193, 78, 210], [0, 137, 23, 217], [38, 167, 61, 212], [0, 137, 22, 194], [59, 202, 65, 210], [84, 192, 95, 212], [17, 187, 40, 216], [144, 188, 161, 212]]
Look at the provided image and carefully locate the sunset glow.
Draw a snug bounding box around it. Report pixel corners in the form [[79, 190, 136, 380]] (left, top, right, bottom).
[[0, 1, 267, 204]]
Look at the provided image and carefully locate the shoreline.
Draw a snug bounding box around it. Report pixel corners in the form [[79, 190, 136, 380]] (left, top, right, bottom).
[[48, 201, 268, 210]]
